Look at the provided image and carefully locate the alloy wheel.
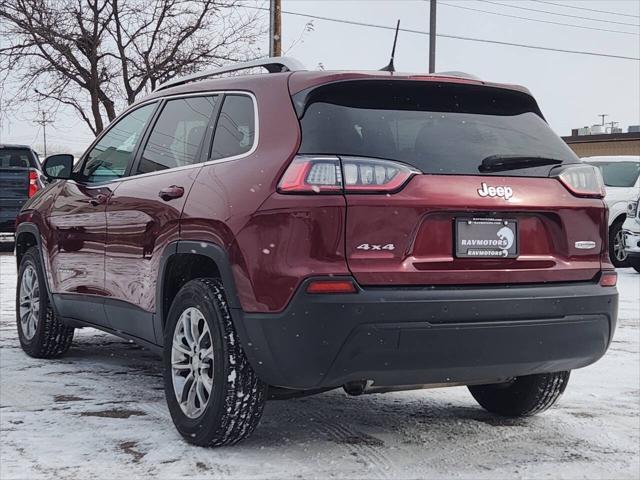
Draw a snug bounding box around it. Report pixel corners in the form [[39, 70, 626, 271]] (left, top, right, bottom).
[[171, 307, 214, 419], [19, 265, 40, 340], [614, 229, 627, 262]]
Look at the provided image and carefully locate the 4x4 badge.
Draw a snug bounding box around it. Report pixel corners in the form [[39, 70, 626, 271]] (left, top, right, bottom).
[[477, 182, 513, 200]]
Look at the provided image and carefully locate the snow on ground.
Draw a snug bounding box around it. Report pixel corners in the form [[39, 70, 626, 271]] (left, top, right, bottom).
[[0, 249, 638, 479]]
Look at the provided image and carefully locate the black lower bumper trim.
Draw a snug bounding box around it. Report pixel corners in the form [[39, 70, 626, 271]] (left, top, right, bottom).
[[237, 279, 618, 389]]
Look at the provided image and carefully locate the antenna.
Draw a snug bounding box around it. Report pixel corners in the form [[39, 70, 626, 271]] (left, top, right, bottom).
[[380, 20, 400, 72]]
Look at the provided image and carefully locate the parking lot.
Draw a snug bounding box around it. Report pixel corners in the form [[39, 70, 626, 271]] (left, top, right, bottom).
[[0, 250, 638, 479]]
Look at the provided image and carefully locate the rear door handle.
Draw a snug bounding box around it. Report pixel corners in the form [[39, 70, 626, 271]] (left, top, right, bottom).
[[159, 185, 184, 201]]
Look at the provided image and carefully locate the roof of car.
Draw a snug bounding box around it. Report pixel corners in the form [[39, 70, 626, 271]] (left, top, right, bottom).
[[0, 144, 33, 150], [146, 68, 534, 101]]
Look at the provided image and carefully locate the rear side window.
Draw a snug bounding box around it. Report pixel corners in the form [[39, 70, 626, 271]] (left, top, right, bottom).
[[81, 103, 156, 183], [211, 95, 255, 160], [296, 81, 578, 176], [137, 95, 218, 174], [588, 161, 640, 187], [0, 149, 37, 169]]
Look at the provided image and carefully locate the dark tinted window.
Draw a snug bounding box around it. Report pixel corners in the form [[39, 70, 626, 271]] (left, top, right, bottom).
[[0, 149, 37, 169], [138, 96, 218, 174], [81, 103, 155, 183], [211, 95, 255, 160], [297, 81, 578, 176], [588, 161, 640, 187]]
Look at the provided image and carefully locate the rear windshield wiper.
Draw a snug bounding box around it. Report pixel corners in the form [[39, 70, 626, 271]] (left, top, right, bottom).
[[479, 155, 564, 172]]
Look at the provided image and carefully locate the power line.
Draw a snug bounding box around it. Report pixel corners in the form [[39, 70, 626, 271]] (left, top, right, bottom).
[[532, 0, 640, 20], [477, 0, 640, 27], [441, 1, 638, 36], [243, 5, 640, 61]]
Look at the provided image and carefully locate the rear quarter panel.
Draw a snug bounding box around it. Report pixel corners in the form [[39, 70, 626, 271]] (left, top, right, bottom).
[[180, 75, 350, 312]]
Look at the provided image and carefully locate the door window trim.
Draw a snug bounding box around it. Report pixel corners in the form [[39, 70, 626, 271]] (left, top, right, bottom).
[[71, 90, 258, 186]]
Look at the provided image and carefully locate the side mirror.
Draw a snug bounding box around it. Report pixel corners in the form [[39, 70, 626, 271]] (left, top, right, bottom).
[[42, 154, 74, 180]]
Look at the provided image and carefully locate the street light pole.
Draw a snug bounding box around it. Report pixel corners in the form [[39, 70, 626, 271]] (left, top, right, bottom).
[[429, 0, 437, 73]]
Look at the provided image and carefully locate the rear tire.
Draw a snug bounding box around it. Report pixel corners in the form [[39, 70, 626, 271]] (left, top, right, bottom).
[[629, 257, 640, 273], [609, 218, 629, 268], [468, 371, 570, 417], [163, 278, 267, 447], [16, 247, 74, 358]]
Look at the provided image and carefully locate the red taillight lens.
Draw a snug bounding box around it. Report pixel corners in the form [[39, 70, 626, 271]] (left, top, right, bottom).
[[553, 164, 605, 198], [278, 156, 342, 193], [306, 279, 357, 294], [28, 169, 40, 198], [278, 155, 419, 194], [599, 271, 617, 287]]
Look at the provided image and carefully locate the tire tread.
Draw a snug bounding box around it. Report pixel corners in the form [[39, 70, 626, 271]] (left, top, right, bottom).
[[17, 248, 74, 359]]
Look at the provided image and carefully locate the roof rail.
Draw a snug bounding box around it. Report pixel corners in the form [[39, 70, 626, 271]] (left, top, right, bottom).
[[154, 57, 306, 92], [434, 71, 481, 81]]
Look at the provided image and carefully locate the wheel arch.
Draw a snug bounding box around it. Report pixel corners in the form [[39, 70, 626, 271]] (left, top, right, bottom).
[[14, 223, 57, 310], [15, 223, 40, 268], [155, 241, 245, 346]]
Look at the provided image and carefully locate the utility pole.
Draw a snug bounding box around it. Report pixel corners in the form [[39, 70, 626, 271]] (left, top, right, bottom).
[[34, 111, 54, 157], [269, 0, 282, 57], [606, 121, 619, 133], [598, 113, 608, 126], [429, 0, 437, 73]]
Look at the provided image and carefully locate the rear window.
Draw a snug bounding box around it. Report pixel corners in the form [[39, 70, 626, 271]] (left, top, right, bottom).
[[586, 161, 640, 187], [295, 81, 578, 176], [0, 149, 38, 169]]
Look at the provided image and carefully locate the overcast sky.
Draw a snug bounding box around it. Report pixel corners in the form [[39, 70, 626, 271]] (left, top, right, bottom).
[[1, 0, 639, 155]]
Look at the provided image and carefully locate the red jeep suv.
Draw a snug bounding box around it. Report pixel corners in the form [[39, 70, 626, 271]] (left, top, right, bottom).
[[15, 58, 618, 447]]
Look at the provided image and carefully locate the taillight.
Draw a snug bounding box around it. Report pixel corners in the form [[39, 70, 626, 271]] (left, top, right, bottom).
[[28, 169, 40, 198], [553, 164, 605, 198], [278, 155, 419, 194], [278, 156, 342, 193]]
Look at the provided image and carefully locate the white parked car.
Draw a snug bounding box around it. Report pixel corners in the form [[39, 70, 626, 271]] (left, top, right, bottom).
[[622, 196, 640, 273], [582, 155, 640, 267]]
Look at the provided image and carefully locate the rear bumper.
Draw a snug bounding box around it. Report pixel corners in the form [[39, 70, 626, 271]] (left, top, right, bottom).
[[0, 219, 16, 233], [238, 278, 618, 389], [0, 207, 20, 233]]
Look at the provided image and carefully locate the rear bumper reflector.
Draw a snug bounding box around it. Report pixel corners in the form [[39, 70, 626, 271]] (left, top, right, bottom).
[[306, 280, 358, 294], [599, 271, 617, 287]]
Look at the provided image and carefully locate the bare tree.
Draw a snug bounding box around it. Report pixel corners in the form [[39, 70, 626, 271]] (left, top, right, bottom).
[[0, 0, 265, 135]]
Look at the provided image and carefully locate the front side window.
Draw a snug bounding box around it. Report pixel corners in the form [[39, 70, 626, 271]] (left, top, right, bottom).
[[211, 95, 255, 160], [137, 96, 218, 174], [81, 103, 156, 183]]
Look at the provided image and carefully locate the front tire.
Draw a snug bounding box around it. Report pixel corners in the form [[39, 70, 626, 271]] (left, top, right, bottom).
[[609, 218, 629, 268], [629, 257, 640, 273], [163, 278, 267, 447], [468, 371, 570, 417], [16, 248, 74, 358]]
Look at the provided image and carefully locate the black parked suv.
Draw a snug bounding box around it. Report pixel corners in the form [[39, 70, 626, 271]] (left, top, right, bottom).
[[1, 144, 44, 244]]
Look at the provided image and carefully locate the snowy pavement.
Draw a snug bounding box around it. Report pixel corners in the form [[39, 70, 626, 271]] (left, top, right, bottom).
[[0, 250, 638, 479]]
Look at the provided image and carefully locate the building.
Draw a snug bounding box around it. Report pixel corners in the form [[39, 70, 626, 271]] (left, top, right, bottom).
[[562, 126, 640, 157]]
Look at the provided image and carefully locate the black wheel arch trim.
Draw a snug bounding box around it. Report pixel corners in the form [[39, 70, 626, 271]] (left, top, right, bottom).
[[15, 222, 58, 315], [154, 240, 247, 347]]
